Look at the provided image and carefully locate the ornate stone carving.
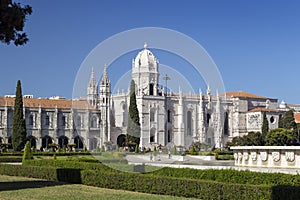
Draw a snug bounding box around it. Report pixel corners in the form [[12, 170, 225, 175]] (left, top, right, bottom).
[[251, 152, 257, 161], [238, 152, 243, 161], [272, 151, 280, 162], [285, 151, 295, 162], [234, 153, 238, 161], [243, 152, 249, 161], [260, 151, 268, 162]]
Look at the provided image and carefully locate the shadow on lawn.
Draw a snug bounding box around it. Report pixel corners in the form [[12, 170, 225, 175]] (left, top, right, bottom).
[[0, 180, 67, 192]]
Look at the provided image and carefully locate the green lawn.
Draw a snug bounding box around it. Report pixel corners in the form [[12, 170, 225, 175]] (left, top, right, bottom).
[[0, 175, 196, 200]]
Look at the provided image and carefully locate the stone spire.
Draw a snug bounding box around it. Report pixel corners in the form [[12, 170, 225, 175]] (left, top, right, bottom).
[[87, 67, 98, 107], [89, 67, 96, 87], [101, 64, 110, 85]]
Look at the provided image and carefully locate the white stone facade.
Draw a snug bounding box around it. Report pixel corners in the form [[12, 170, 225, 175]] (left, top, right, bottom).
[[0, 45, 282, 150]]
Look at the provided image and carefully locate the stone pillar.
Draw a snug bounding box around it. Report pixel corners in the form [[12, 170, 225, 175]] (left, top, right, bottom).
[[177, 89, 184, 146]]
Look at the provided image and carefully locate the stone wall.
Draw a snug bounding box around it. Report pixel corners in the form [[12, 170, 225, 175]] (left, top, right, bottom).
[[231, 146, 300, 169]]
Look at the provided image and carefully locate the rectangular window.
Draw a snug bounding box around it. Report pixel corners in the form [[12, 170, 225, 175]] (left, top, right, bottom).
[[62, 116, 66, 126]]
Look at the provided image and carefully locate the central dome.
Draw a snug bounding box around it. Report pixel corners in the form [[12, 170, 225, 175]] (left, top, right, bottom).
[[133, 43, 158, 68]]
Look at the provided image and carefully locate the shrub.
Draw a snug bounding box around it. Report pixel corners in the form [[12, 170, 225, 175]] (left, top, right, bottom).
[[22, 141, 33, 162]]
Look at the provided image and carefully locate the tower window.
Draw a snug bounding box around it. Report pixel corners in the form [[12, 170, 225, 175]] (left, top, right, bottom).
[[167, 110, 171, 123], [150, 110, 155, 122], [149, 83, 154, 95]]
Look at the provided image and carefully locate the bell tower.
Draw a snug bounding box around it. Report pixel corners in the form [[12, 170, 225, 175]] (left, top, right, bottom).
[[99, 64, 111, 144]]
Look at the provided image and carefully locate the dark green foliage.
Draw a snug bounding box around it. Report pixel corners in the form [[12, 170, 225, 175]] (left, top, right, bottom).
[[22, 141, 32, 162], [81, 170, 272, 199], [0, 156, 22, 162], [0, 164, 57, 181], [3, 160, 300, 199], [126, 80, 141, 145], [134, 144, 138, 153], [283, 110, 297, 130], [12, 80, 27, 151], [262, 112, 269, 138], [189, 145, 197, 155], [265, 128, 294, 146], [278, 114, 284, 128], [283, 110, 298, 142], [227, 132, 264, 146], [0, 0, 32, 46]]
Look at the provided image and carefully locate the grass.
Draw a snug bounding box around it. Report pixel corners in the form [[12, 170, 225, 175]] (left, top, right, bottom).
[[0, 175, 197, 200]]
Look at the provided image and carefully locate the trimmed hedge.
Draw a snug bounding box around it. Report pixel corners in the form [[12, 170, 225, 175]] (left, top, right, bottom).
[[1, 164, 300, 199], [0, 164, 57, 181], [0, 156, 22, 163], [150, 168, 300, 186], [2, 152, 97, 156], [23, 159, 300, 186], [81, 170, 272, 199]]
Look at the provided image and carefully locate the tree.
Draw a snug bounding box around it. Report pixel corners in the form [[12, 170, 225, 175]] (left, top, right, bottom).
[[12, 80, 27, 151], [0, 0, 32, 46], [265, 128, 294, 146], [283, 110, 298, 143], [283, 110, 297, 130], [278, 114, 284, 128], [126, 80, 141, 146], [262, 112, 269, 139], [226, 132, 264, 147]]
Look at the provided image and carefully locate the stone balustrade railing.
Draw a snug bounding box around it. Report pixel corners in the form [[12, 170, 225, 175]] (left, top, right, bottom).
[[230, 146, 300, 169]]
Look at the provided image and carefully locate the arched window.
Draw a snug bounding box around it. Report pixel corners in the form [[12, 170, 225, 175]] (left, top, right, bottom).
[[224, 112, 229, 135], [74, 136, 83, 149], [42, 136, 52, 149], [58, 136, 68, 148], [150, 128, 155, 143], [27, 136, 36, 148], [187, 111, 192, 136]]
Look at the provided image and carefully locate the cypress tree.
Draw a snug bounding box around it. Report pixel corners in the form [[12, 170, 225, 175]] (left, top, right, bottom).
[[283, 110, 297, 130], [262, 112, 269, 139], [12, 80, 27, 151], [283, 109, 298, 142], [278, 114, 284, 128], [126, 80, 141, 146]]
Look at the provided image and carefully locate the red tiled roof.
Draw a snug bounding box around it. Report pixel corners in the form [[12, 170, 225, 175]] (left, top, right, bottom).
[[224, 91, 267, 99], [248, 107, 279, 113], [294, 113, 300, 123], [0, 97, 96, 110]]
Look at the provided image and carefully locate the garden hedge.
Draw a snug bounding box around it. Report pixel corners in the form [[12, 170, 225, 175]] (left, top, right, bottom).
[[0, 156, 22, 163], [1, 164, 300, 199]]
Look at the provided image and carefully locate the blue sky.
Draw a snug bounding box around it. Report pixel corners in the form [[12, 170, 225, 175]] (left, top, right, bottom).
[[1, 0, 300, 103]]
